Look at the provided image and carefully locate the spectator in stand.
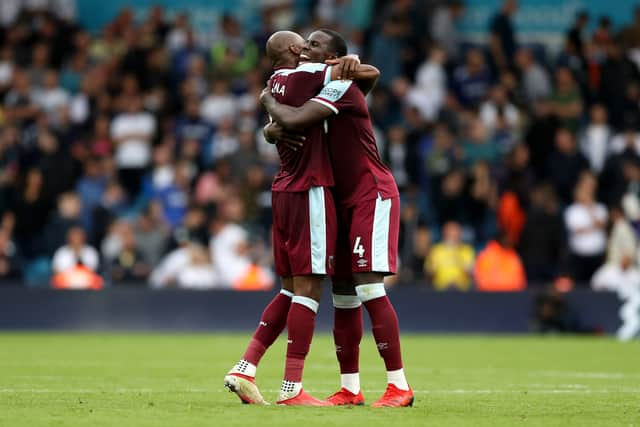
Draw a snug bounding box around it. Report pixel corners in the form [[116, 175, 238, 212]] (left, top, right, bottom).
[[76, 158, 108, 236], [44, 192, 82, 256], [519, 184, 567, 283], [479, 84, 520, 144], [166, 13, 190, 53], [0, 46, 15, 95], [549, 67, 583, 133], [425, 221, 475, 291], [430, 0, 465, 63], [0, 227, 22, 285], [525, 98, 559, 181], [11, 168, 50, 259], [175, 96, 214, 163], [51, 226, 100, 274], [461, 116, 500, 167], [28, 44, 51, 88], [475, 232, 526, 291], [598, 41, 640, 131], [599, 128, 640, 205], [369, 13, 407, 87], [580, 104, 612, 174], [515, 48, 552, 106], [592, 205, 640, 294], [33, 69, 70, 126], [435, 169, 468, 226], [107, 222, 151, 284], [91, 181, 129, 247], [151, 161, 190, 230], [134, 203, 169, 266], [209, 14, 258, 79], [546, 128, 589, 205], [201, 79, 237, 127], [385, 125, 411, 191], [110, 95, 156, 198], [406, 46, 446, 122], [488, 0, 518, 71], [175, 243, 219, 289], [34, 128, 77, 205], [567, 11, 589, 62], [451, 48, 492, 110], [4, 69, 39, 128], [210, 197, 251, 288], [564, 172, 608, 283], [419, 123, 459, 197]]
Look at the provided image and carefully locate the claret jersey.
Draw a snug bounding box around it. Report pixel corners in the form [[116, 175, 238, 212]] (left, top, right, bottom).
[[269, 63, 334, 192], [310, 79, 399, 206]]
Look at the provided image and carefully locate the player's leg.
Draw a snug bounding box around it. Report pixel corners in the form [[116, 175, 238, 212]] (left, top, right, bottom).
[[351, 195, 413, 407], [277, 186, 336, 406], [325, 220, 365, 405], [224, 192, 293, 404]]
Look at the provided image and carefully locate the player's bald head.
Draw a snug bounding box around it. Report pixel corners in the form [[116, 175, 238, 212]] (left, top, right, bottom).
[[266, 31, 304, 65]]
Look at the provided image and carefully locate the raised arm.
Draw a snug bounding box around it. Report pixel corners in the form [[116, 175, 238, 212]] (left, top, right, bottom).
[[328, 55, 380, 94], [261, 89, 333, 131]]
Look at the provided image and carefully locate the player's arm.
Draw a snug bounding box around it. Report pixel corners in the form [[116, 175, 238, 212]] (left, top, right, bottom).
[[263, 121, 305, 151], [328, 55, 380, 94], [261, 89, 333, 131]]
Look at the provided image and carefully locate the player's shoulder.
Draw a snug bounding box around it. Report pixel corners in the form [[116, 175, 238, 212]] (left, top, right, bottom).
[[294, 62, 328, 73], [317, 79, 354, 102]]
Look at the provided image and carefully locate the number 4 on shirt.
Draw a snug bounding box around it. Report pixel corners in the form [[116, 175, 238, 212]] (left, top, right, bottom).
[[353, 236, 365, 258]]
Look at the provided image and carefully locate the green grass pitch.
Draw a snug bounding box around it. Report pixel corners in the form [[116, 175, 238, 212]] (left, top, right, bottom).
[[0, 333, 638, 426]]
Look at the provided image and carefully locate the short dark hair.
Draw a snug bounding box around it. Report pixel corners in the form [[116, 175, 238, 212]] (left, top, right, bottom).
[[317, 28, 348, 57]]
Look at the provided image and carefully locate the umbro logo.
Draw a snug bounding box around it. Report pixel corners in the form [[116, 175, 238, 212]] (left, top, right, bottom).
[[377, 342, 389, 350], [259, 321, 268, 327], [357, 259, 368, 268], [287, 339, 293, 344]]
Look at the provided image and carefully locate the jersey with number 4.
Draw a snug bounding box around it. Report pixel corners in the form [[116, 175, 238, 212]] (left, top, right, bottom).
[[269, 63, 334, 192], [309, 80, 399, 206]]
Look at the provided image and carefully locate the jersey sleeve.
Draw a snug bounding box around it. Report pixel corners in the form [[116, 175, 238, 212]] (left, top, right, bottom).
[[291, 63, 333, 89], [310, 80, 355, 115]]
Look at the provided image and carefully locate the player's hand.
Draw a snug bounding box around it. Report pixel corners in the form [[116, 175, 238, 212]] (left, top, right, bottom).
[[265, 122, 305, 151], [326, 54, 360, 80], [259, 86, 273, 105]]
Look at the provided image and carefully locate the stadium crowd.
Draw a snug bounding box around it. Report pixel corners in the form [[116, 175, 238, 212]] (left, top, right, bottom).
[[0, 0, 640, 292]]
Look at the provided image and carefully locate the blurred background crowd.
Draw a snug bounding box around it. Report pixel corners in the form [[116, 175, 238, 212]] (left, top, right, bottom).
[[0, 0, 640, 292]]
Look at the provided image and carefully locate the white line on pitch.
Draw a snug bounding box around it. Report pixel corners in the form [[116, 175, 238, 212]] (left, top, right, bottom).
[[1, 388, 639, 394]]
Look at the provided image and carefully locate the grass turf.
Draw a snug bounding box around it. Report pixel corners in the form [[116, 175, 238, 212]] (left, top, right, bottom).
[[0, 333, 638, 426]]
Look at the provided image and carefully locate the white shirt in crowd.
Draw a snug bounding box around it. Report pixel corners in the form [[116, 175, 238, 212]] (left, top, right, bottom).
[[522, 63, 551, 103], [176, 265, 219, 289], [69, 93, 90, 124], [479, 101, 519, 134], [110, 112, 156, 169], [610, 132, 640, 155], [406, 60, 445, 121], [200, 94, 237, 126], [607, 219, 637, 265], [52, 245, 100, 273], [580, 125, 612, 173], [33, 86, 70, 115], [592, 264, 640, 295], [0, 60, 13, 87], [149, 247, 190, 288], [564, 203, 608, 256], [211, 223, 250, 287]]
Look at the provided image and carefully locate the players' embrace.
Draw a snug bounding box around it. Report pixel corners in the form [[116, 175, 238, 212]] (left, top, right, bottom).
[[224, 29, 413, 407]]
